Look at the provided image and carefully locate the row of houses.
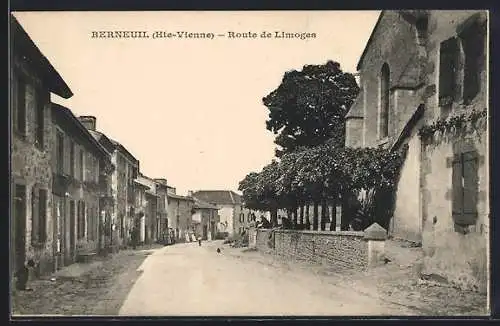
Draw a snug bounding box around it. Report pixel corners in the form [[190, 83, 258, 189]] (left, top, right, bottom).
[[10, 15, 261, 279]]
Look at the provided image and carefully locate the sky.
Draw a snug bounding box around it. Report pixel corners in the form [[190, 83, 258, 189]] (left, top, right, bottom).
[[13, 11, 380, 196]]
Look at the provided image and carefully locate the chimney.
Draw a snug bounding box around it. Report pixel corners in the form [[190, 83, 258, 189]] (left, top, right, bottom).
[[78, 116, 97, 131], [187, 190, 193, 197]]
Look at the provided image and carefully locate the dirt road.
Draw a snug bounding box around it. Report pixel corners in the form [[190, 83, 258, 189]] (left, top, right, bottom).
[[119, 241, 416, 316]]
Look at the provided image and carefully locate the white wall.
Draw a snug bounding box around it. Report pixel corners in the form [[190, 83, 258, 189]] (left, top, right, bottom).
[[392, 132, 422, 242], [218, 206, 234, 235]]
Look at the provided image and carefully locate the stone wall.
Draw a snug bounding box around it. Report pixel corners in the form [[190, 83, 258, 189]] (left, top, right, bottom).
[[357, 11, 424, 148], [419, 11, 488, 294], [11, 52, 55, 276], [255, 229, 368, 272]]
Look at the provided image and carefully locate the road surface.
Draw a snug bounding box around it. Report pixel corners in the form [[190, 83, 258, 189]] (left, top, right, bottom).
[[119, 241, 415, 316]]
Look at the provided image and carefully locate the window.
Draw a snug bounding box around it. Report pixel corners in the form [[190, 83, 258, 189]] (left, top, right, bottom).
[[459, 17, 486, 104], [439, 37, 460, 109], [56, 130, 64, 174], [79, 150, 85, 181], [70, 141, 75, 177], [34, 88, 45, 149], [239, 213, 244, 223], [379, 63, 390, 139], [15, 74, 27, 135], [452, 150, 479, 228]]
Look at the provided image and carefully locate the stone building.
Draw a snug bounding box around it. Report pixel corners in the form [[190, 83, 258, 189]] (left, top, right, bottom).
[[166, 188, 195, 242], [78, 117, 140, 249], [10, 15, 73, 277], [153, 178, 170, 243], [51, 105, 112, 268], [345, 10, 488, 292], [192, 190, 243, 236], [86, 125, 116, 253], [135, 174, 160, 244], [192, 198, 219, 240]]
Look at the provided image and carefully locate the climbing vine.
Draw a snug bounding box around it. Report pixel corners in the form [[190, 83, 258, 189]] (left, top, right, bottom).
[[418, 108, 487, 142]]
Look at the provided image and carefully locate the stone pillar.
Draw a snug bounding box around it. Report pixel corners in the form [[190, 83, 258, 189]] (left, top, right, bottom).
[[363, 223, 388, 268], [335, 205, 342, 231], [248, 227, 257, 248]]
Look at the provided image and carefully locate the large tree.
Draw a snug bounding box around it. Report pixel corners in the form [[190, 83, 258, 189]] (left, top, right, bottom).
[[263, 60, 359, 157]]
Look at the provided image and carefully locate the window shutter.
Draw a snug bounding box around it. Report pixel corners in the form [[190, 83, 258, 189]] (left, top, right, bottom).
[[451, 154, 463, 222], [462, 152, 479, 225], [31, 187, 39, 244], [39, 189, 47, 242]]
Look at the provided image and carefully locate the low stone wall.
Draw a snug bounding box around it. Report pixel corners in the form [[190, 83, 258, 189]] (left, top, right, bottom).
[[255, 228, 368, 272]]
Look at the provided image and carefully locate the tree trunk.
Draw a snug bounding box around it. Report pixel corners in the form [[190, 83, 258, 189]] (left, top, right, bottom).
[[291, 206, 297, 229], [299, 205, 304, 226], [271, 208, 278, 227], [321, 199, 329, 231], [313, 202, 319, 231], [329, 199, 336, 231], [305, 204, 310, 229], [340, 193, 350, 231]]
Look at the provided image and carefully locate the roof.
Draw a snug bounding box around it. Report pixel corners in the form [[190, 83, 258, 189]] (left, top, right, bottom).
[[193, 197, 218, 210], [356, 11, 385, 71], [192, 190, 242, 205], [391, 104, 425, 151], [51, 103, 110, 162], [108, 137, 139, 165], [167, 193, 194, 201], [89, 130, 115, 153], [345, 96, 363, 119], [11, 15, 73, 99]]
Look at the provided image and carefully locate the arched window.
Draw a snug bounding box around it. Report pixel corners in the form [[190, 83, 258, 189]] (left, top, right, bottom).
[[379, 63, 390, 139]]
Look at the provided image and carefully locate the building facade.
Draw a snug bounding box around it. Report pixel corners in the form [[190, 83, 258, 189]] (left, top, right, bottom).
[[51, 105, 112, 269], [345, 10, 488, 292], [153, 178, 170, 244], [167, 188, 195, 242], [10, 15, 73, 277], [79, 117, 140, 249], [192, 198, 219, 240], [192, 190, 244, 236]]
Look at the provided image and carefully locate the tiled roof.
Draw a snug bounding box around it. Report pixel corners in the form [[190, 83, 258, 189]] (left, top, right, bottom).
[[193, 197, 218, 210], [192, 190, 241, 205], [167, 193, 194, 201]]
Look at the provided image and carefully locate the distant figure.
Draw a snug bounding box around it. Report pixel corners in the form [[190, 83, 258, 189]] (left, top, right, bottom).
[[216, 248, 221, 254], [16, 259, 36, 291], [198, 237, 202, 246]]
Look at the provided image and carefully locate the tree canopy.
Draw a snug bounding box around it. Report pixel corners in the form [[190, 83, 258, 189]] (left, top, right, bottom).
[[238, 141, 408, 227], [263, 60, 360, 157]]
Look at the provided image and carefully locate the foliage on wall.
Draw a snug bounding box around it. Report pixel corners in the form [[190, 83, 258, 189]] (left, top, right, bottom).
[[418, 108, 487, 143]]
